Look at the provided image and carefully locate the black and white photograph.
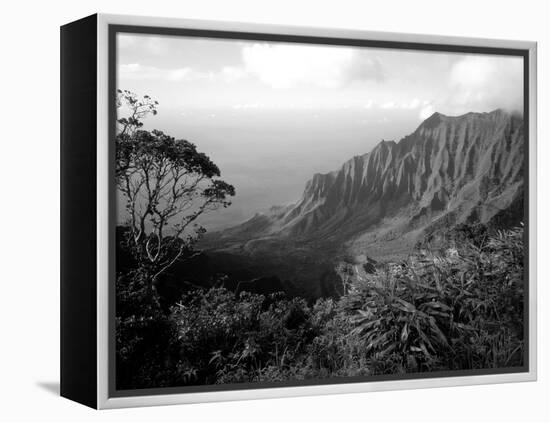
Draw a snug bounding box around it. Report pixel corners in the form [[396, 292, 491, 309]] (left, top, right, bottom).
[[3, 0, 549, 418], [113, 30, 528, 392]]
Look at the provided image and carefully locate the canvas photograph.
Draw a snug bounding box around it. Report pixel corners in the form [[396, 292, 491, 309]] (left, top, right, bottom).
[[113, 30, 527, 392]]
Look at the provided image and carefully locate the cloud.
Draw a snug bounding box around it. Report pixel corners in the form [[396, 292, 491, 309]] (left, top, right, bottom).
[[119, 63, 246, 83], [241, 43, 385, 89], [446, 55, 523, 113], [232, 103, 261, 110], [373, 98, 429, 116], [419, 104, 435, 120], [401, 98, 421, 109], [381, 101, 396, 109], [363, 100, 374, 109], [118, 38, 523, 119], [119, 63, 199, 81], [117, 34, 136, 49], [117, 34, 181, 57], [119, 42, 388, 90], [220, 66, 247, 82], [165, 67, 206, 82]]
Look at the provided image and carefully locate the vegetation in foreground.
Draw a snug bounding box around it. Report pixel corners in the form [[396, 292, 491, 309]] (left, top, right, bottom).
[[116, 224, 524, 389], [114, 91, 524, 390]]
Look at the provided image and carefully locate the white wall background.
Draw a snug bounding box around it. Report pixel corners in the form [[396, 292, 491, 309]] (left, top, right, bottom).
[[0, 0, 547, 421]]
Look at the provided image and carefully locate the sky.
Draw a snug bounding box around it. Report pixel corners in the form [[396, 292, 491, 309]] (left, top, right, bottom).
[[116, 33, 524, 230]]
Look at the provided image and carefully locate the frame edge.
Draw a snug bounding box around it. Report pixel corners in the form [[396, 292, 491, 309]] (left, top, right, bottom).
[[95, 13, 538, 409], [60, 13, 99, 409]]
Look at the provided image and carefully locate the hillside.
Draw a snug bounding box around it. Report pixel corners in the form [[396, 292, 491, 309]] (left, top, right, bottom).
[[204, 109, 525, 261]]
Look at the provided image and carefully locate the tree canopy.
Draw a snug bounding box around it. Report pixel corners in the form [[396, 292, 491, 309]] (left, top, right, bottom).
[[115, 90, 235, 281]]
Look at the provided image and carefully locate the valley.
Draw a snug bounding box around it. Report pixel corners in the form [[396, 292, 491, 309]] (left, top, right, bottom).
[[198, 109, 525, 299]]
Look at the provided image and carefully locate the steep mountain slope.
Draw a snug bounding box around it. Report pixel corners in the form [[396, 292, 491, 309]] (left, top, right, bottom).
[[206, 109, 525, 260]]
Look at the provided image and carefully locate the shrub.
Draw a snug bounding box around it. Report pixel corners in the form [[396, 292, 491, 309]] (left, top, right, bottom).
[[116, 225, 525, 388], [170, 289, 317, 385], [115, 269, 180, 389], [347, 225, 525, 374]]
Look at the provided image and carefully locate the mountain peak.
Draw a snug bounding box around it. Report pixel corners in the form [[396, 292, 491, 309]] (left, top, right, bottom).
[[415, 109, 517, 134], [378, 139, 396, 147], [211, 110, 524, 256], [419, 112, 445, 129]]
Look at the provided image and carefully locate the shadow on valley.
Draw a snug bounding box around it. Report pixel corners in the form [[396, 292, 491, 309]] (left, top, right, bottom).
[[117, 226, 343, 305]]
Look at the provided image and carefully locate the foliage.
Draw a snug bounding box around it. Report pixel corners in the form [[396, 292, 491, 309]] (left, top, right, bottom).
[[115, 91, 235, 388], [346, 225, 524, 374], [115, 90, 235, 283], [116, 269, 180, 388], [169, 289, 316, 385], [116, 225, 524, 388]]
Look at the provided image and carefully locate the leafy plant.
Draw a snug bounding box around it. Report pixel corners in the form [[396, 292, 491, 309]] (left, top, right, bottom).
[[347, 225, 525, 374]]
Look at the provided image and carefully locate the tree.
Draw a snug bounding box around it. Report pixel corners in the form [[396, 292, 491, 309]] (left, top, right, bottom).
[[116, 90, 235, 283]]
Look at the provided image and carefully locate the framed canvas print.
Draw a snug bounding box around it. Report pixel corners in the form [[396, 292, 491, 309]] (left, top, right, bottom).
[[60, 14, 537, 409]]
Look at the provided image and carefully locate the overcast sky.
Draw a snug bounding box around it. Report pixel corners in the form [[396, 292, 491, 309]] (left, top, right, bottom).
[[117, 33, 524, 230]]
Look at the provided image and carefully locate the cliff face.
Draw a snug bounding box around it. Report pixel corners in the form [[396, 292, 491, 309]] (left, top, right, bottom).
[[210, 109, 525, 258]]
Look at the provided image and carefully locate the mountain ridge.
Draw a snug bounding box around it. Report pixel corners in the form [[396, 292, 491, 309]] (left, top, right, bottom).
[[204, 109, 525, 260]]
